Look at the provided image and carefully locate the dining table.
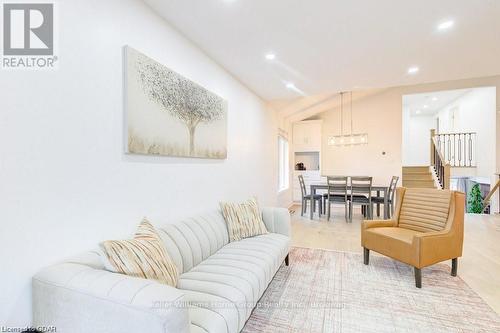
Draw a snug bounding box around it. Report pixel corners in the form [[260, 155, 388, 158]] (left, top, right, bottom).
[[309, 183, 389, 220]]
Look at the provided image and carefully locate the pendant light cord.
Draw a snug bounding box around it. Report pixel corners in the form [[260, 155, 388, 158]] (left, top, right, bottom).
[[340, 92, 343, 136], [350, 91, 353, 136]]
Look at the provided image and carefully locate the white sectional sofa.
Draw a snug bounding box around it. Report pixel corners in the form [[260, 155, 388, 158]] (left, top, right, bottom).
[[33, 207, 291, 333]]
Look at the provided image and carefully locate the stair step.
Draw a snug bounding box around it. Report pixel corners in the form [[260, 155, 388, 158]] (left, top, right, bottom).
[[403, 166, 429, 171], [403, 171, 431, 175], [402, 180, 437, 188], [403, 167, 430, 175], [403, 173, 434, 181]]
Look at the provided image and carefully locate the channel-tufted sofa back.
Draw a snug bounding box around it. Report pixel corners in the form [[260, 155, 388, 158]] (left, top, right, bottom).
[[397, 188, 452, 233], [157, 210, 230, 274]]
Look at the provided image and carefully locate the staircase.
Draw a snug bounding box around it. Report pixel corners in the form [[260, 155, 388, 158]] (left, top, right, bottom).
[[402, 166, 437, 189]]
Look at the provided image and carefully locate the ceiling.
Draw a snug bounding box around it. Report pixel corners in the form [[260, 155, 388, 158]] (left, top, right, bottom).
[[145, 0, 500, 101], [403, 88, 471, 116]]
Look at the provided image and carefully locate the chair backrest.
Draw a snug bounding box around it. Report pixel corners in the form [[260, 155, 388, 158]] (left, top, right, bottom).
[[350, 176, 373, 200], [298, 175, 307, 197], [388, 176, 399, 203], [327, 176, 348, 199], [397, 188, 452, 233]]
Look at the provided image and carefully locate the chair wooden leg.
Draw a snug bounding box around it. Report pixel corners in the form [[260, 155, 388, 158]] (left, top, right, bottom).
[[301, 200, 304, 216], [285, 254, 289, 266], [377, 203, 380, 217], [349, 202, 353, 222], [414, 267, 422, 288], [451, 258, 458, 276], [344, 202, 348, 221], [363, 248, 369, 265], [327, 202, 331, 221]]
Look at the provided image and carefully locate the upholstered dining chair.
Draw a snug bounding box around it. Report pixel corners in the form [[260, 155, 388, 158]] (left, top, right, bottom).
[[349, 176, 373, 222], [361, 187, 465, 288], [372, 176, 399, 219], [324, 176, 349, 221], [298, 175, 323, 217]]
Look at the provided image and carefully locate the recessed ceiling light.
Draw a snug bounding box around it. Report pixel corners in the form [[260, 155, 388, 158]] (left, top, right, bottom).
[[416, 110, 421, 114], [407, 66, 419, 74], [265, 53, 276, 60], [432, 97, 438, 101], [438, 20, 455, 31], [423, 104, 429, 109]]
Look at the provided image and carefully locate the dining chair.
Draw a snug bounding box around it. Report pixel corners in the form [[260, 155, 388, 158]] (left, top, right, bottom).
[[349, 176, 373, 222], [298, 175, 323, 217], [371, 176, 399, 219], [324, 176, 349, 221]]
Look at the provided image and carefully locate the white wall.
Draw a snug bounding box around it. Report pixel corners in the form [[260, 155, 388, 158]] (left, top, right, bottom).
[[402, 111, 435, 166], [317, 89, 403, 185], [436, 88, 496, 179], [0, 0, 280, 325], [310, 78, 499, 201]]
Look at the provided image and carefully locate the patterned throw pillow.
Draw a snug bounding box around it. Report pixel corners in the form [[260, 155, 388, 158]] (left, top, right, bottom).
[[100, 219, 179, 286], [220, 197, 268, 242]]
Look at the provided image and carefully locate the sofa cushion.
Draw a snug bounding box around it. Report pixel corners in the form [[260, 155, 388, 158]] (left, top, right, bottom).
[[398, 188, 452, 232], [178, 233, 290, 333], [220, 198, 268, 242], [100, 219, 179, 286]]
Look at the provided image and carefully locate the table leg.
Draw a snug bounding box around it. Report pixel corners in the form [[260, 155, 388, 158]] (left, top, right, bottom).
[[376, 190, 381, 217], [310, 186, 315, 220]]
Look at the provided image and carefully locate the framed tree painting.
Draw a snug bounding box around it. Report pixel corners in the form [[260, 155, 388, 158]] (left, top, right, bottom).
[[125, 46, 227, 159]]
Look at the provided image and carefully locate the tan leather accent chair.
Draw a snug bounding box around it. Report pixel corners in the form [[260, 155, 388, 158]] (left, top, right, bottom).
[[361, 187, 464, 288]]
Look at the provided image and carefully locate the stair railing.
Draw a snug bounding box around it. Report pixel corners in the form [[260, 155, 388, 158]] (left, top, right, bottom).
[[430, 129, 451, 189], [481, 179, 500, 213], [433, 131, 477, 167]]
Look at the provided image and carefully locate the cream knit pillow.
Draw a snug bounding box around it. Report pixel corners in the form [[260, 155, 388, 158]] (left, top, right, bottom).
[[220, 197, 268, 242], [100, 219, 179, 286]]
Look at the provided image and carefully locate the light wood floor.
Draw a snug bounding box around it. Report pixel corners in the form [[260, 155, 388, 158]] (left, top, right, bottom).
[[290, 204, 500, 314]]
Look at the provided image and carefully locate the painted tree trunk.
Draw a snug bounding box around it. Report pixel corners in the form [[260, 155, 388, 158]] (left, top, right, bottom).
[[188, 125, 196, 156]]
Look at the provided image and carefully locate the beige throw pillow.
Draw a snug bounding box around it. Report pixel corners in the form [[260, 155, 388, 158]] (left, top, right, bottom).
[[100, 219, 179, 286], [220, 197, 268, 242]]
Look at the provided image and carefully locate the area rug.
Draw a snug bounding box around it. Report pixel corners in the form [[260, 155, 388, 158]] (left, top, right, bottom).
[[242, 247, 500, 333]]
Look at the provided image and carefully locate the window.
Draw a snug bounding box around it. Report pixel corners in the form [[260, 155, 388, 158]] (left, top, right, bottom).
[[278, 136, 289, 192]]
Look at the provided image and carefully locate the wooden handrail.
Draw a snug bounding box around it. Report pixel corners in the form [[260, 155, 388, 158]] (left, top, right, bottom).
[[430, 129, 450, 189], [436, 131, 476, 136], [432, 136, 447, 163], [482, 179, 500, 213]]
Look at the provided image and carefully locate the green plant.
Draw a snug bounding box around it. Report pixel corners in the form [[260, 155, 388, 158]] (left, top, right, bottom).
[[467, 183, 483, 214]]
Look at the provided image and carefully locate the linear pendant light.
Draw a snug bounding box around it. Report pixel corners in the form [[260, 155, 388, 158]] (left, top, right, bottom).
[[328, 91, 368, 146]]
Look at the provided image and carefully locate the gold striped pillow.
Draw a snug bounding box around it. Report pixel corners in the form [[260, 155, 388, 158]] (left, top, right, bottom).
[[220, 197, 268, 242], [100, 219, 179, 286]]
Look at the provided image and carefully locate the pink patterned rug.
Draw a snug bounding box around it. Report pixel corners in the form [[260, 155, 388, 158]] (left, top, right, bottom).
[[242, 247, 500, 333]]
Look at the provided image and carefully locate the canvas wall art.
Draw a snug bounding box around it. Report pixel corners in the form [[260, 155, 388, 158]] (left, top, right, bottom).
[[125, 46, 227, 159]]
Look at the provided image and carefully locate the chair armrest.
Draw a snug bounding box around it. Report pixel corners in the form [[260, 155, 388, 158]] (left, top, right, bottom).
[[361, 219, 397, 230], [412, 230, 463, 268], [33, 263, 190, 333], [262, 207, 291, 237]]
